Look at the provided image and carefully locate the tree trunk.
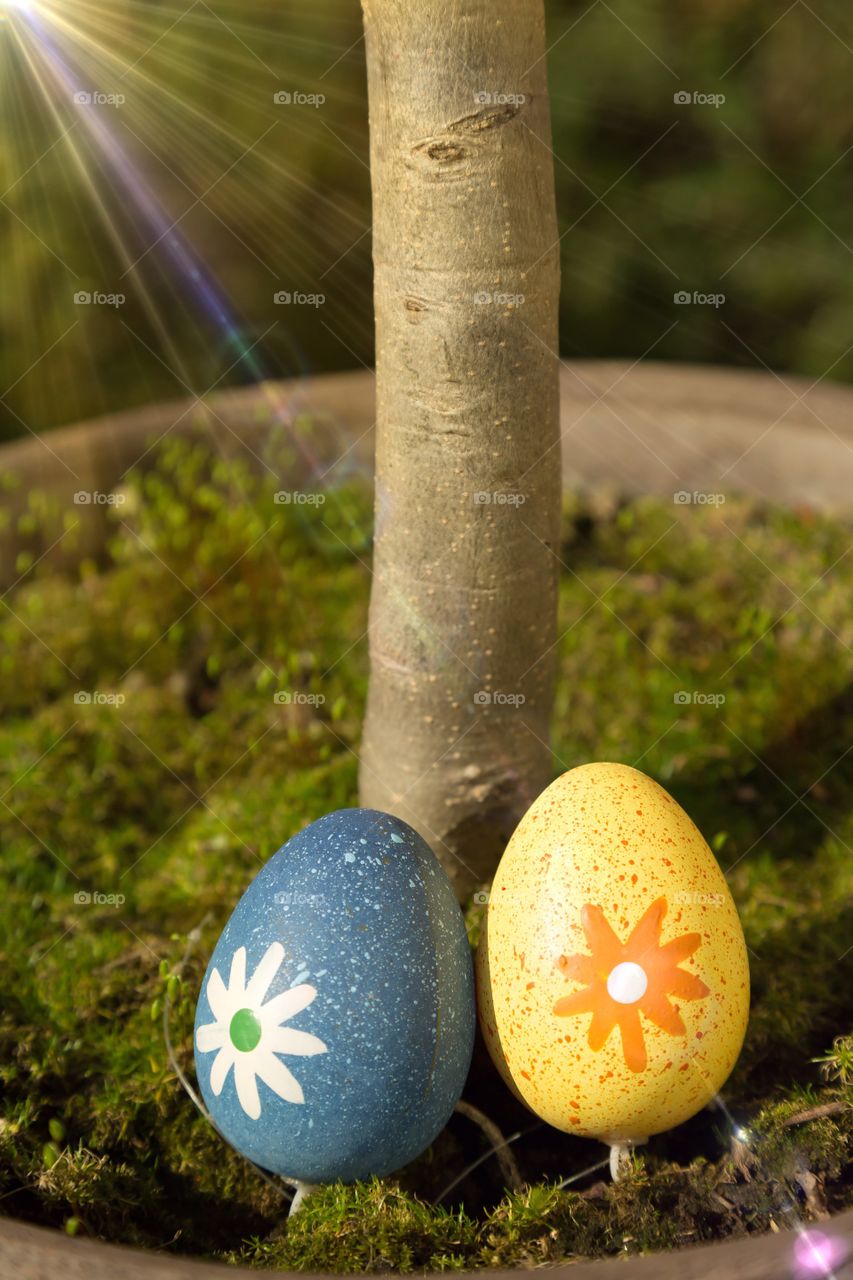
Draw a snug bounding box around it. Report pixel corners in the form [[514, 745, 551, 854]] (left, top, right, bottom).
[[359, 0, 562, 899]]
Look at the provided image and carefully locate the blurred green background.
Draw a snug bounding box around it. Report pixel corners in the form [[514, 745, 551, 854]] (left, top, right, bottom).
[[1, 0, 852, 443]]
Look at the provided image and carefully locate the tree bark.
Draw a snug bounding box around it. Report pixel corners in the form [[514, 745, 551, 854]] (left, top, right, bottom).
[[359, 0, 562, 899]]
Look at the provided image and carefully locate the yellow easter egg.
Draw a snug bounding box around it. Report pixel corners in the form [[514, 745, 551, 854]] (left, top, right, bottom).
[[476, 762, 749, 1143]]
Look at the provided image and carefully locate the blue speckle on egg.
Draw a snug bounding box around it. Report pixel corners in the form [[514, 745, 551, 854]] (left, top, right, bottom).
[[193, 809, 475, 1183]]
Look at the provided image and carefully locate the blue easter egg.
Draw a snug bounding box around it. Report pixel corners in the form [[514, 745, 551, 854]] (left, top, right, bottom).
[[194, 809, 475, 1183]]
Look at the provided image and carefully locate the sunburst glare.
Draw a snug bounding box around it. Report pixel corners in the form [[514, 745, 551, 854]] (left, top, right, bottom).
[[0, 0, 372, 466]]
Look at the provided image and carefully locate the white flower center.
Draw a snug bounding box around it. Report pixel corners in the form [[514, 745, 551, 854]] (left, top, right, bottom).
[[606, 961, 648, 1004]]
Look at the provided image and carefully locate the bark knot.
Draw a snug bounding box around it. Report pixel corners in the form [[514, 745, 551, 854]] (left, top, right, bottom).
[[410, 102, 525, 179], [404, 295, 430, 322], [449, 103, 524, 134]]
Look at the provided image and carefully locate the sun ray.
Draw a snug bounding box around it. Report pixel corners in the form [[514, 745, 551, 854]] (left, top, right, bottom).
[[0, 0, 375, 477]]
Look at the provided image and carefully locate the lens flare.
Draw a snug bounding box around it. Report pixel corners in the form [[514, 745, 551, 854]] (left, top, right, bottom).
[[793, 1228, 848, 1279], [0, 0, 382, 535], [1, 0, 373, 487], [1, 0, 34, 20]]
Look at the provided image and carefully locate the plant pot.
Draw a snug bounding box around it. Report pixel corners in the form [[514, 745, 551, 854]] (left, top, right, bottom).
[[3, 361, 852, 588], [2, 1205, 852, 1279], [1, 361, 851, 1278]]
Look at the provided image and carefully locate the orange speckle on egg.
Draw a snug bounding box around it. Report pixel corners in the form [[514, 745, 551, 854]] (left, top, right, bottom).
[[474, 761, 749, 1144]]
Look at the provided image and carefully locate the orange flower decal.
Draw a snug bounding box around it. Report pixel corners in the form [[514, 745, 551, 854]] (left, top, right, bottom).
[[553, 897, 709, 1073]]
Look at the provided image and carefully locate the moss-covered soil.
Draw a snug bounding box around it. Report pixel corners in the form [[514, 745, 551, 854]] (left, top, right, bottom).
[[0, 437, 851, 1269]]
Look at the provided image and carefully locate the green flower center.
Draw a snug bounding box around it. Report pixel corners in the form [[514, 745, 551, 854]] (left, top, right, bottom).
[[229, 1007, 262, 1052]]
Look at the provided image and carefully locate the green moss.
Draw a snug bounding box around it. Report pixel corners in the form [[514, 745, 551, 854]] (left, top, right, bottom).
[[242, 1181, 478, 1272], [0, 440, 851, 1266]]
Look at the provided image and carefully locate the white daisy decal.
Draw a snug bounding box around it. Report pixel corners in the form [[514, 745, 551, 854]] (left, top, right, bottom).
[[195, 941, 327, 1120]]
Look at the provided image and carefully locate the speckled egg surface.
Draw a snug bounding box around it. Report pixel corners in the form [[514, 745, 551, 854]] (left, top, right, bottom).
[[195, 809, 475, 1183], [476, 763, 749, 1143]]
